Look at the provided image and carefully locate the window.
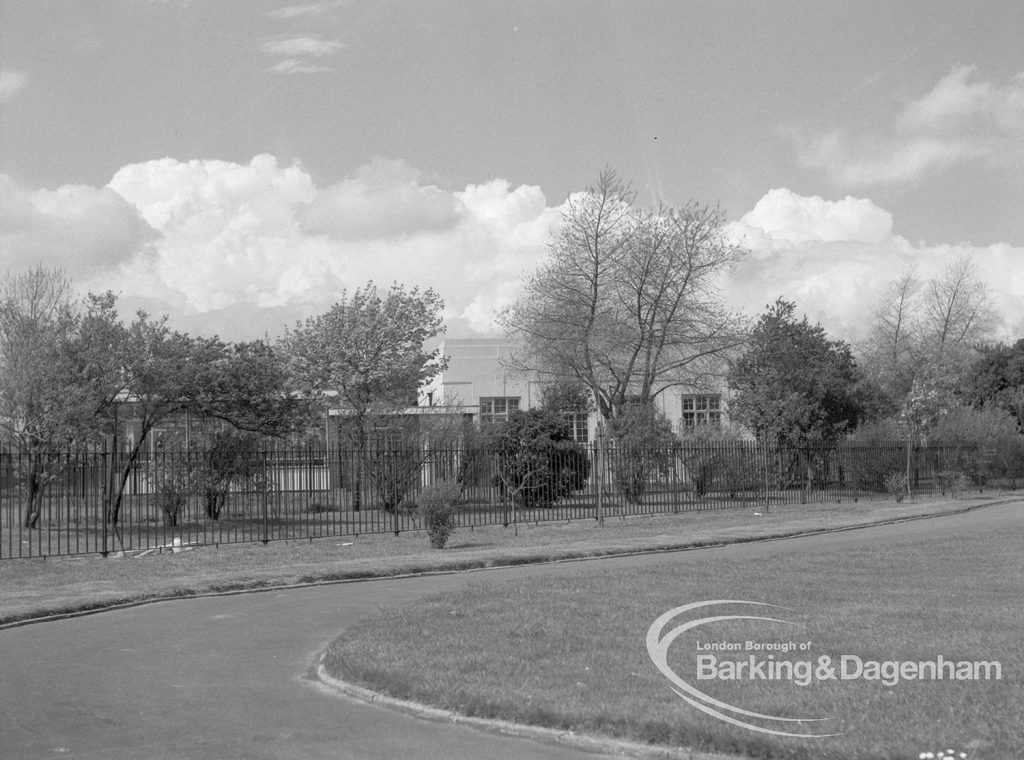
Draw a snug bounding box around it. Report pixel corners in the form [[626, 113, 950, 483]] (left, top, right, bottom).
[[681, 394, 721, 426], [564, 412, 589, 444], [479, 396, 520, 423]]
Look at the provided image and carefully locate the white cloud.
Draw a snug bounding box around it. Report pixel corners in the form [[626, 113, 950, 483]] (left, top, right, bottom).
[[0, 175, 156, 274], [11, 168, 1019, 347], [731, 188, 893, 246], [897, 65, 1024, 135], [37, 155, 561, 339], [260, 34, 346, 74], [259, 35, 346, 58], [266, 59, 334, 75], [300, 157, 462, 239], [723, 188, 1024, 343], [0, 69, 28, 103], [265, 2, 346, 20], [800, 67, 1024, 186]]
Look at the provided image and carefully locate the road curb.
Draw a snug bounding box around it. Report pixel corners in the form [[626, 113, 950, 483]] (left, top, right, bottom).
[[313, 660, 733, 760]]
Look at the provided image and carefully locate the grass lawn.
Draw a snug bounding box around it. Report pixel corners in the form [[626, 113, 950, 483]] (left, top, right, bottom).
[[0, 493, 1011, 628], [323, 503, 1023, 760]]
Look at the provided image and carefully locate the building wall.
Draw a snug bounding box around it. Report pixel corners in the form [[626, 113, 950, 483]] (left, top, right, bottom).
[[420, 338, 541, 412], [422, 338, 732, 437]]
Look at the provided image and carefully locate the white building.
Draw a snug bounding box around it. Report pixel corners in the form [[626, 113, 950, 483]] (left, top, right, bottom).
[[420, 338, 729, 441]]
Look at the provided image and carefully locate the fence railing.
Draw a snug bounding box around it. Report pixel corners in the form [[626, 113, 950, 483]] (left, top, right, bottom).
[[1, 440, 1017, 559]]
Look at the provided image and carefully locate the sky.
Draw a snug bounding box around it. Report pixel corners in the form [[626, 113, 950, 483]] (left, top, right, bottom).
[[1, 0, 1023, 347]]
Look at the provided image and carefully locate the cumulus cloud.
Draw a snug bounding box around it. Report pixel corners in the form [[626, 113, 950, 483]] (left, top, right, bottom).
[[0, 175, 156, 274], [10, 165, 1019, 347], [800, 66, 1024, 186], [26, 155, 561, 338], [300, 157, 462, 239], [730, 188, 893, 246], [723, 188, 1024, 342], [0, 69, 28, 103]]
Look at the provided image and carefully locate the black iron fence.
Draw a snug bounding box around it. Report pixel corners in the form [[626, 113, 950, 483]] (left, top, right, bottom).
[[1, 440, 1018, 559]]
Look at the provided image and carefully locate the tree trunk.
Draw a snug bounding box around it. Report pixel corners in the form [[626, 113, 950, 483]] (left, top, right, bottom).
[[108, 446, 141, 525], [21, 469, 42, 529], [205, 488, 225, 519]]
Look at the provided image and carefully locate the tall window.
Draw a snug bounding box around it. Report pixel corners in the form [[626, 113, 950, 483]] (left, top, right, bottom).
[[479, 397, 520, 423], [563, 412, 589, 444], [681, 394, 721, 426]]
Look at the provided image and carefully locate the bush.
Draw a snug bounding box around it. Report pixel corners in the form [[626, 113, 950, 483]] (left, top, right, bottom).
[[677, 424, 758, 498], [845, 442, 908, 494], [417, 480, 461, 549], [365, 443, 422, 513], [198, 430, 264, 519], [607, 405, 676, 503], [154, 459, 195, 526], [929, 405, 1024, 487], [883, 471, 909, 502], [489, 410, 590, 508], [937, 469, 968, 498]]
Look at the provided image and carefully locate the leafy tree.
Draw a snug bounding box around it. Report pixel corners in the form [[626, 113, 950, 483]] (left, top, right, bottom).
[[488, 409, 589, 509], [105, 312, 301, 524], [729, 298, 863, 447], [606, 404, 676, 504], [960, 339, 1024, 429], [0, 270, 126, 527], [0, 268, 80, 526], [0, 269, 303, 528], [501, 169, 745, 422], [282, 282, 447, 509]]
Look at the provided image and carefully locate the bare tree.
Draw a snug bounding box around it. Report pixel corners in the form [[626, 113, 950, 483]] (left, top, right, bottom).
[[860, 269, 920, 405], [500, 169, 746, 421], [859, 255, 998, 435], [919, 256, 996, 357]]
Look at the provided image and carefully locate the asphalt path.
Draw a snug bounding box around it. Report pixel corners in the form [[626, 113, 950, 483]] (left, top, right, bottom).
[[1, 501, 1019, 760]]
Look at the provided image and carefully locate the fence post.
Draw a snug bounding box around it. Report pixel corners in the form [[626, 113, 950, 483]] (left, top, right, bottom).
[[261, 449, 269, 544], [102, 440, 111, 557], [762, 442, 771, 513], [595, 425, 605, 528]]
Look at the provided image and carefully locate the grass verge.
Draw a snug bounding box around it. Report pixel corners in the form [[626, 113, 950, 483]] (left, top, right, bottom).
[[0, 493, 1014, 630], [324, 505, 1022, 760]]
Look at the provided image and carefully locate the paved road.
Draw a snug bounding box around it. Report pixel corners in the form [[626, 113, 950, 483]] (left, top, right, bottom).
[[1, 502, 1018, 760]]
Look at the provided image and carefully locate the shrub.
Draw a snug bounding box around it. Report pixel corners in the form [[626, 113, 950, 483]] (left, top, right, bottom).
[[417, 480, 461, 549], [677, 423, 758, 498], [489, 410, 589, 508], [154, 459, 195, 526], [937, 469, 968, 498], [607, 405, 676, 504], [845, 442, 908, 494], [365, 442, 422, 513], [929, 404, 1024, 487], [194, 430, 266, 519], [883, 471, 909, 502]]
